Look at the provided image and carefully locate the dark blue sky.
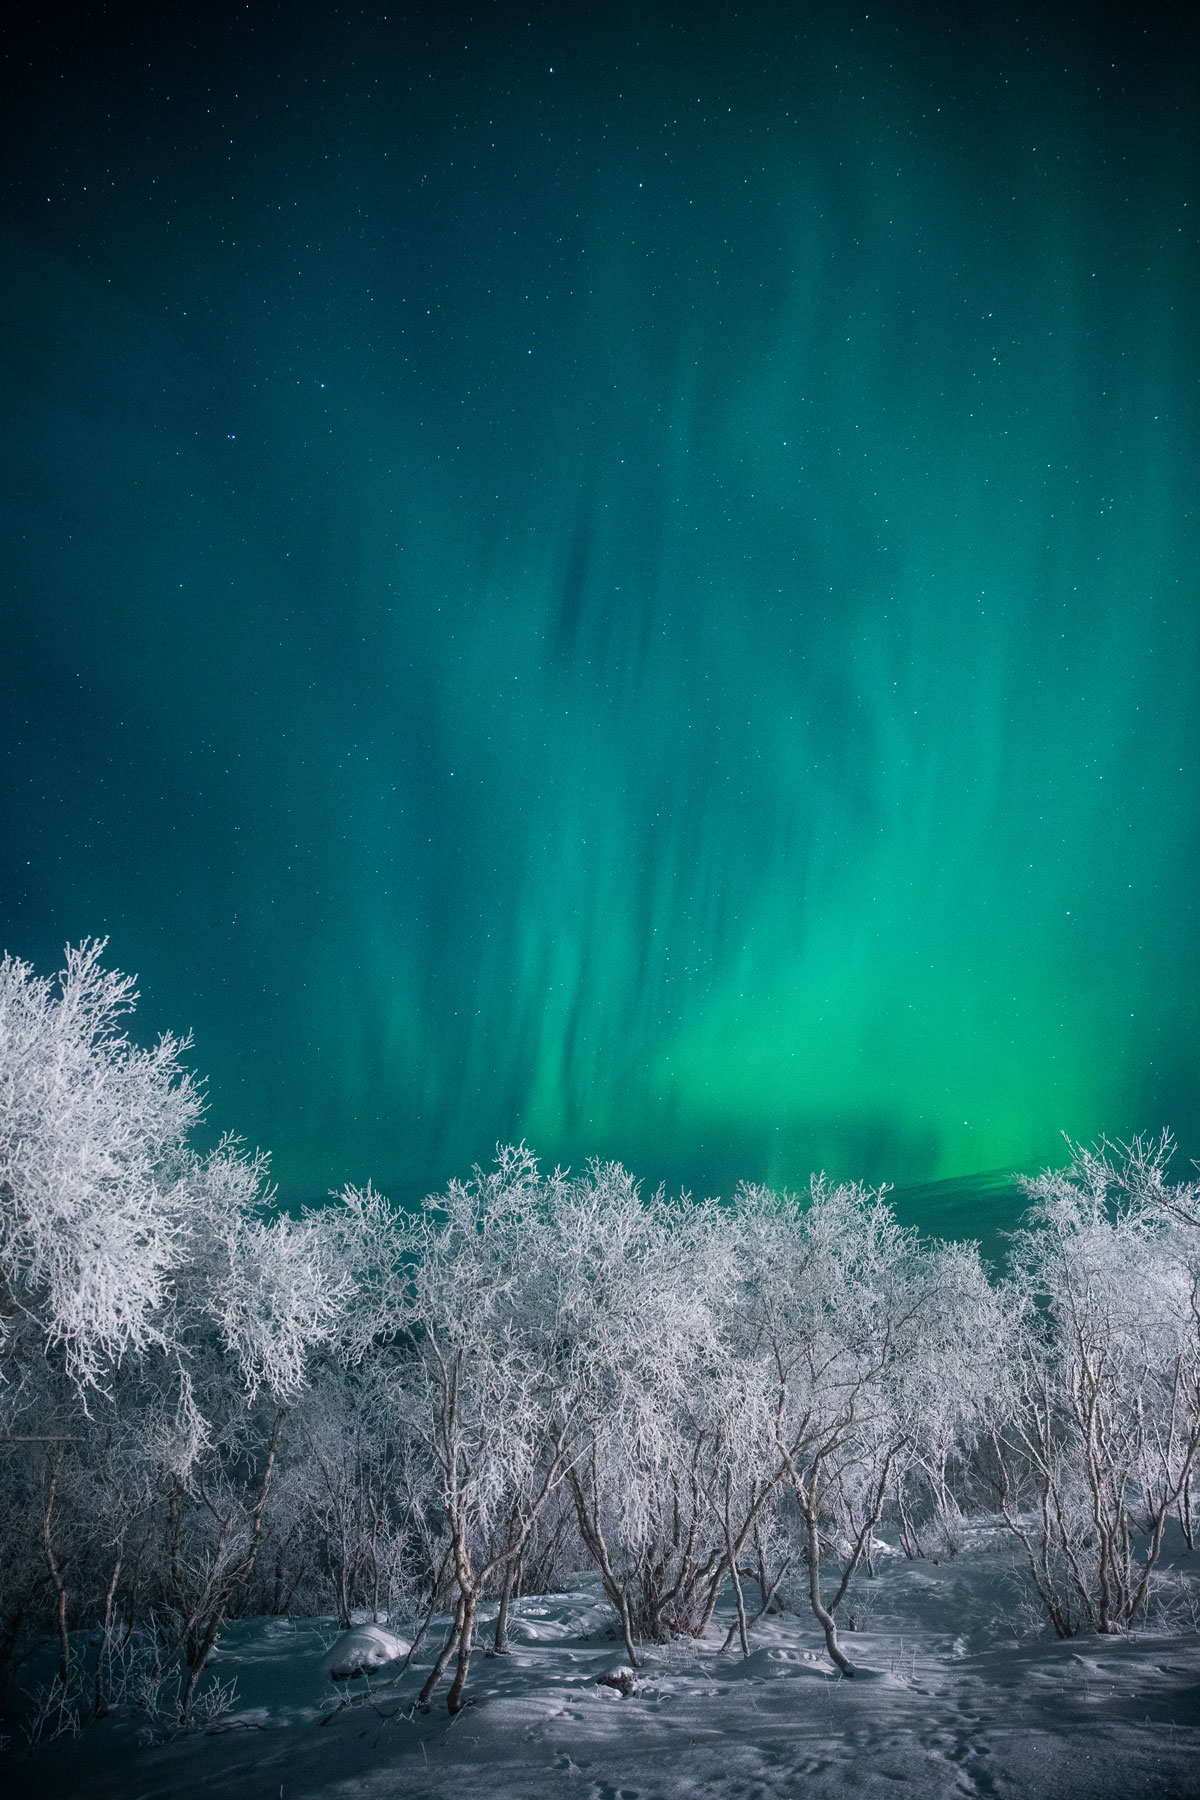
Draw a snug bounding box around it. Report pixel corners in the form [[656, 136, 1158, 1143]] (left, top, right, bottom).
[[3, 1, 1198, 1215]]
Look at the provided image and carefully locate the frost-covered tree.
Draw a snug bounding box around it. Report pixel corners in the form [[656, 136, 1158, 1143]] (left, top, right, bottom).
[[890, 1244, 1007, 1562], [729, 1179, 996, 1675], [0, 943, 349, 1725], [287, 1362, 417, 1629], [545, 1163, 737, 1662], [990, 1138, 1200, 1637], [0, 940, 201, 1407], [129, 1143, 347, 1721], [333, 1148, 582, 1714]]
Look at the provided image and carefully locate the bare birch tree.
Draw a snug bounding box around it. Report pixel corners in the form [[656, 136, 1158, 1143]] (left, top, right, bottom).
[[990, 1138, 1200, 1636]]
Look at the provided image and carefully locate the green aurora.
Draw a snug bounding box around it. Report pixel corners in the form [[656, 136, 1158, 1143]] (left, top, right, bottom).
[[1, 4, 1198, 1215]]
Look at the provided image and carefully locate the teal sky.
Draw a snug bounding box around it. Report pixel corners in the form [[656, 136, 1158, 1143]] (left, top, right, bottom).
[[2, 3, 1198, 1211]]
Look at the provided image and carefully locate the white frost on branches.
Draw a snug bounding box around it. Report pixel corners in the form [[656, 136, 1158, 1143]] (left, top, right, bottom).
[[6, 938, 1200, 1728], [0, 941, 348, 1412], [0, 940, 201, 1390]]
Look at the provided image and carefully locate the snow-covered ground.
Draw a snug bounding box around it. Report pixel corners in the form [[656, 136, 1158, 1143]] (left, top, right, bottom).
[[9, 1523, 1200, 1800]]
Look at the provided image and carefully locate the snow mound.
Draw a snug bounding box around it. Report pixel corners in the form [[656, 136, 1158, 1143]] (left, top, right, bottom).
[[596, 1665, 637, 1695], [503, 1595, 611, 1643], [323, 1623, 411, 1680]]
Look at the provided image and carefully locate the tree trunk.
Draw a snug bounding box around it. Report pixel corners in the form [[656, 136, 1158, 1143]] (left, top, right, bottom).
[[417, 1596, 463, 1711], [94, 1541, 124, 1716], [336, 1539, 353, 1630], [720, 1486, 749, 1656], [696, 1462, 785, 1639], [446, 1592, 478, 1714], [492, 1557, 516, 1654], [41, 1460, 71, 1687], [804, 1503, 855, 1676], [1182, 1472, 1196, 1551], [179, 1409, 285, 1724], [567, 1465, 642, 1667]]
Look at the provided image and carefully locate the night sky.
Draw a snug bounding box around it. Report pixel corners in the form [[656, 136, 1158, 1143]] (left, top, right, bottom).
[[2, 2, 1198, 1215]]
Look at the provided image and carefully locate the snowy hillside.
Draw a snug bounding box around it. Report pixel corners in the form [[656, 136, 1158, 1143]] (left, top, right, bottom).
[[11, 1523, 1200, 1800]]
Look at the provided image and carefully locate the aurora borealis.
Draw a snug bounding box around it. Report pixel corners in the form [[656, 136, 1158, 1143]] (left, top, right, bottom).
[[2, 3, 1198, 1212]]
